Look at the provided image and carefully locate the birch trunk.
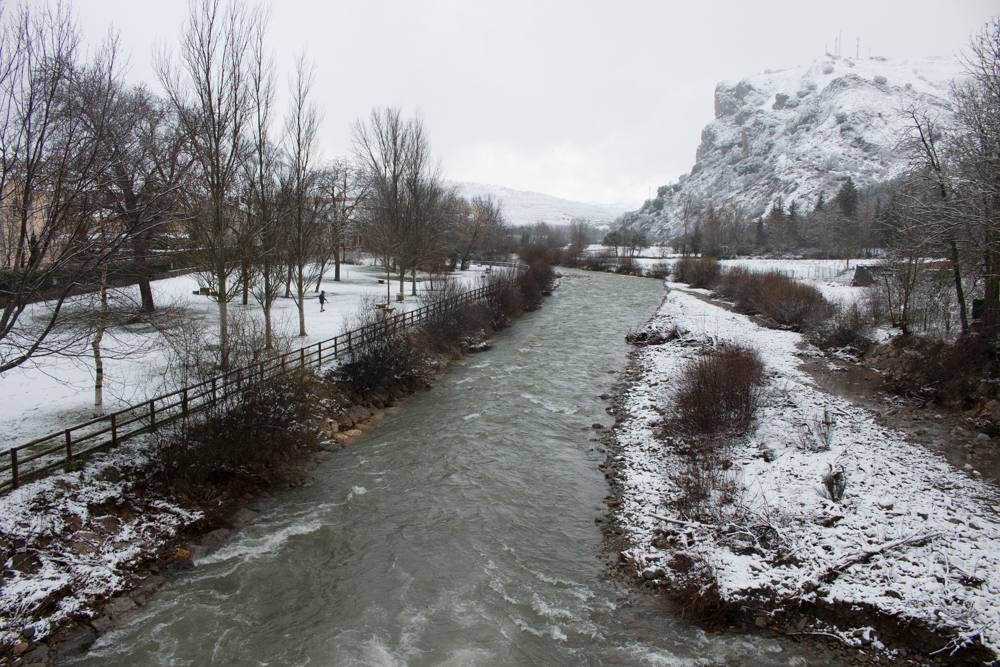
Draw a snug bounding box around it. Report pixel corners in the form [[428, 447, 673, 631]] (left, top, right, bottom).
[[92, 270, 109, 416]]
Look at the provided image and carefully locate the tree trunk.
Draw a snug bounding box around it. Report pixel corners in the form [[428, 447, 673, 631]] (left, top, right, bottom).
[[138, 279, 155, 313], [411, 267, 417, 296], [262, 257, 275, 352], [134, 237, 155, 313], [241, 264, 250, 305], [218, 271, 229, 369], [92, 271, 108, 417], [398, 265, 405, 301], [984, 248, 1000, 334], [297, 266, 307, 337], [949, 239, 968, 333], [334, 245, 341, 281], [264, 301, 273, 352], [315, 259, 327, 291]]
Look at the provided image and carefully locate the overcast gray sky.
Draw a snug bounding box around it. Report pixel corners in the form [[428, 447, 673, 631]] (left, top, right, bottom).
[[76, 0, 997, 208]]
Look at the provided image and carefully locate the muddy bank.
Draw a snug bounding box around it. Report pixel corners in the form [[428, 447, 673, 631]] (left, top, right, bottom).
[[802, 356, 1000, 486]]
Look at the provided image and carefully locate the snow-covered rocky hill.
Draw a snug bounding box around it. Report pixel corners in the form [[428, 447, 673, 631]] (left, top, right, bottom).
[[622, 55, 963, 239], [451, 181, 625, 227]]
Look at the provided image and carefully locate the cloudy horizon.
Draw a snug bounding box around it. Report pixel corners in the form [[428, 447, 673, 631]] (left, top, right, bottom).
[[75, 0, 998, 209]]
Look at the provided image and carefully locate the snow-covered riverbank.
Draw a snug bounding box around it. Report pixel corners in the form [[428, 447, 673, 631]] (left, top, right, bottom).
[[608, 282, 1000, 662]]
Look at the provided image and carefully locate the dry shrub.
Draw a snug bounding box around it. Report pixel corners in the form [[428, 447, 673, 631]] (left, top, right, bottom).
[[674, 256, 719, 288], [331, 299, 424, 394], [418, 279, 491, 352], [808, 302, 873, 352], [155, 369, 317, 495], [479, 268, 523, 329], [519, 260, 555, 309], [585, 251, 616, 272], [662, 552, 728, 621], [644, 262, 672, 279], [674, 345, 765, 435], [873, 332, 1000, 412], [716, 268, 831, 330]]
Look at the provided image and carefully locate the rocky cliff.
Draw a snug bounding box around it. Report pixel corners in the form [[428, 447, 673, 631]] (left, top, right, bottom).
[[623, 55, 962, 239]]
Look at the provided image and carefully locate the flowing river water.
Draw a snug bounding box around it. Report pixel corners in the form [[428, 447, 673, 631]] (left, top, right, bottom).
[[74, 270, 813, 666]]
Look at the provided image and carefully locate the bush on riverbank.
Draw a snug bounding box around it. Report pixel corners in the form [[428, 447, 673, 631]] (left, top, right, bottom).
[[715, 268, 832, 330], [154, 369, 319, 496], [332, 298, 427, 394], [673, 345, 765, 436], [519, 260, 556, 310], [644, 262, 672, 280], [479, 267, 524, 329], [673, 256, 719, 288], [417, 280, 492, 353], [807, 302, 873, 353], [667, 344, 765, 518]]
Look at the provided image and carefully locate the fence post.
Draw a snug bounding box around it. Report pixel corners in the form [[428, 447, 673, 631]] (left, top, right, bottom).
[[334, 336, 339, 357], [10, 449, 18, 490], [111, 413, 118, 447], [149, 400, 157, 432], [65, 430, 73, 460], [317, 341, 322, 367], [348, 331, 353, 353], [300, 347, 305, 368], [182, 388, 189, 416], [211, 377, 218, 404]]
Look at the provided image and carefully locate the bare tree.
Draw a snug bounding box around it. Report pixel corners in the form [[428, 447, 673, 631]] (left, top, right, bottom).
[[459, 195, 505, 269], [157, 0, 260, 368], [315, 158, 367, 286], [905, 108, 970, 332], [282, 53, 321, 337], [0, 3, 127, 373], [953, 19, 1000, 332], [353, 107, 408, 304], [97, 83, 193, 313], [242, 13, 283, 351]]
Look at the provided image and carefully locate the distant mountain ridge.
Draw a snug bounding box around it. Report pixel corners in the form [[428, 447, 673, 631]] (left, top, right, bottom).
[[450, 181, 625, 227], [620, 54, 963, 240]]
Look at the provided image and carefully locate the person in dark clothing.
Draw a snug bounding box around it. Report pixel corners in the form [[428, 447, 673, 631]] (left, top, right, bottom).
[[319, 290, 327, 312]]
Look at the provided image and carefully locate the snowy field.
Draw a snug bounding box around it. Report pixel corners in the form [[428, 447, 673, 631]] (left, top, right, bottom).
[[612, 285, 1000, 658], [0, 262, 489, 452], [611, 255, 877, 305]]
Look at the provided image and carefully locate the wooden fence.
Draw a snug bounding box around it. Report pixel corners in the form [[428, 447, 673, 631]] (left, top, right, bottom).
[[0, 274, 517, 493]]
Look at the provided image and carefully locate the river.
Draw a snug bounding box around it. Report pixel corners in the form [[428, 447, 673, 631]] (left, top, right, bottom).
[[73, 270, 810, 666]]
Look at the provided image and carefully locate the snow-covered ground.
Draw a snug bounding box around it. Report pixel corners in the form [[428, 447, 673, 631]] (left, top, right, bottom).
[[612, 283, 1000, 659], [719, 257, 876, 306], [0, 262, 489, 452], [0, 434, 200, 651]]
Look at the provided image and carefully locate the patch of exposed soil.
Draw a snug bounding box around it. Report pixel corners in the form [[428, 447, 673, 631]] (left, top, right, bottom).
[[803, 355, 1000, 486]]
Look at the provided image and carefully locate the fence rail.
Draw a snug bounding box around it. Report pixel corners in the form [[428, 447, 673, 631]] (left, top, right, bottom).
[[0, 270, 522, 494]]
